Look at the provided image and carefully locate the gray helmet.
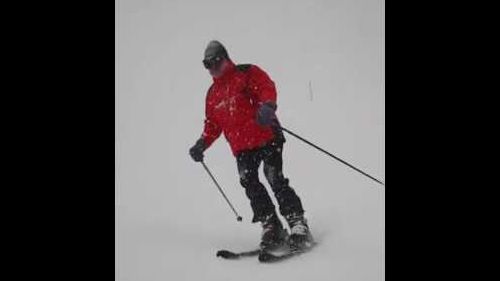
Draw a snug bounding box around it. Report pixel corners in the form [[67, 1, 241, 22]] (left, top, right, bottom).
[[204, 40, 229, 60]]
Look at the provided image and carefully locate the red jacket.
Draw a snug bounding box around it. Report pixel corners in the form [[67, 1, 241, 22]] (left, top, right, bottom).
[[201, 61, 279, 156]]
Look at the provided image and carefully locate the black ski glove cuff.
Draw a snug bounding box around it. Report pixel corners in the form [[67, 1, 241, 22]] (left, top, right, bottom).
[[257, 102, 277, 126], [189, 138, 206, 162]]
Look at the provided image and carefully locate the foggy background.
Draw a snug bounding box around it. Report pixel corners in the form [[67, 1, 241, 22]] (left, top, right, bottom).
[[116, 0, 384, 280]]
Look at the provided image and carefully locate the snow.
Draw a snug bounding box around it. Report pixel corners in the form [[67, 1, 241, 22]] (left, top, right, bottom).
[[116, 0, 384, 280]]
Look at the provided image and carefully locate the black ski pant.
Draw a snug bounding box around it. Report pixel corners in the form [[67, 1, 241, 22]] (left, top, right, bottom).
[[236, 137, 304, 223]]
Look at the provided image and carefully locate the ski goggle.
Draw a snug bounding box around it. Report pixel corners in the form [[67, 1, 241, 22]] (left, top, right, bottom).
[[202, 56, 223, 69]]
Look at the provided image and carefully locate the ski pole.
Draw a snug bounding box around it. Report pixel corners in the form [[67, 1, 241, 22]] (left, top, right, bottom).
[[278, 126, 385, 186], [201, 160, 243, 222]]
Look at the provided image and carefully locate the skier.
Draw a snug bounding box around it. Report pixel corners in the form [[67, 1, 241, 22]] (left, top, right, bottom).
[[189, 40, 313, 250]]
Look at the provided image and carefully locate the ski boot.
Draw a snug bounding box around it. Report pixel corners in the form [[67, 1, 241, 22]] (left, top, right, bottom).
[[259, 213, 289, 251], [285, 213, 314, 250]]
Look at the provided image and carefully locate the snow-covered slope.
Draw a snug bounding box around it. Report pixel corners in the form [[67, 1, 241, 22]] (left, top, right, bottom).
[[116, 0, 384, 280]]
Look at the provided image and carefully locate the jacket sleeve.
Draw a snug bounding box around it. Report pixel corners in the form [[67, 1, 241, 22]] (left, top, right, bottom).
[[247, 65, 277, 106], [201, 88, 222, 148]]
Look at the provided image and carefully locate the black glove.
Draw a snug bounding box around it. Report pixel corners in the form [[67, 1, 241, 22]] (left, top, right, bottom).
[[256, 102, 277, 126], [189, 138, 206, 162]]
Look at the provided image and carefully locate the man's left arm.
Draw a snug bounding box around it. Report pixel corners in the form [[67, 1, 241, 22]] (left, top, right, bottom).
[[247, 65, 277, 106], [248, 65, 279, 126]]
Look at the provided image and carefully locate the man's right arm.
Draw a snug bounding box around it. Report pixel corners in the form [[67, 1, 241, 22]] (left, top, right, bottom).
[[201, 117, 222, 149], [189, 88, 222, 162], [200, 89, 222, 148]]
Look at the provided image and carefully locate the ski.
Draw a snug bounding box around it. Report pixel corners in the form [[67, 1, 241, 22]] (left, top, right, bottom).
[[216, 242, 289, 260], [216, 248, 261, 259], [217, 242, 317, 262], [258, 242, 317, 263]]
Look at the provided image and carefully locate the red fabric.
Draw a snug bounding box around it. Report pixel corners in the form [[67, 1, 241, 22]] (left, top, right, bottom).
[[201, 61, 278, 156]]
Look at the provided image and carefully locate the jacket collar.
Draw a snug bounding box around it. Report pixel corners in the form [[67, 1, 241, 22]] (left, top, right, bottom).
[[212, 60, 236, 83]]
